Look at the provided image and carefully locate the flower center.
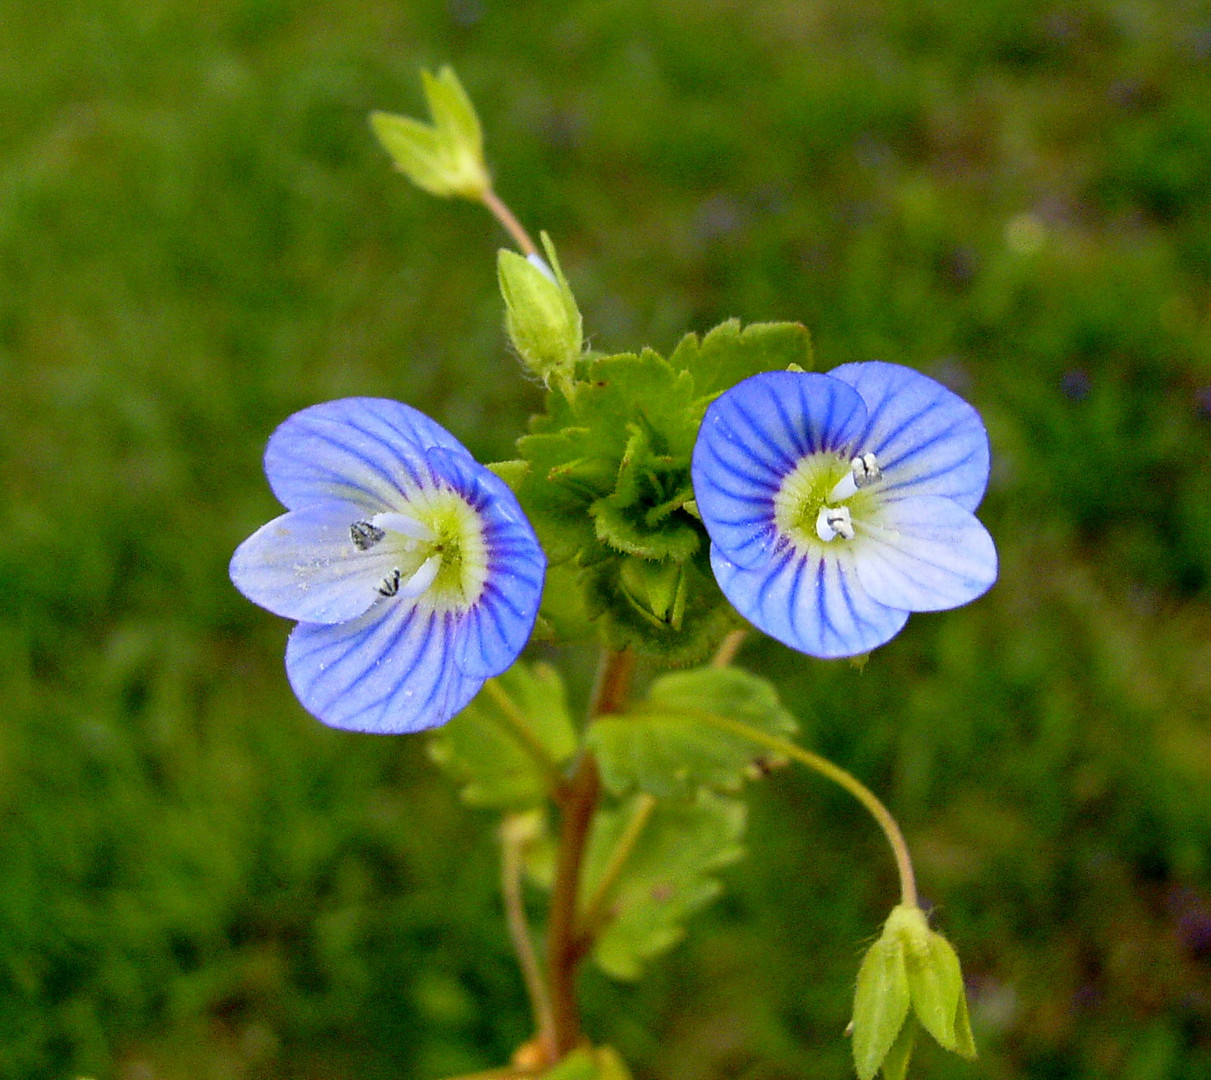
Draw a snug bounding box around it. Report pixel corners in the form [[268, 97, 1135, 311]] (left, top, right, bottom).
[[350, 486, 489, 611], [773, 452, 882, 549]]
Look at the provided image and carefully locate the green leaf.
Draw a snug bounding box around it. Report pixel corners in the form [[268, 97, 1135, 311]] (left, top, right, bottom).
[[588, 668, 798, 798], [852, 931, 911, 1080], [485, 459, 529, 491], [669, 319, 814, 402], [541, 1048, 599, 1080], [880, 1016, 917, 1080], [583, 791, 746, 980], [428, 662, 577, 808]]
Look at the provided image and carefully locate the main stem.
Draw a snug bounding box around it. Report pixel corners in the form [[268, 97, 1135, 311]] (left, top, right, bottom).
[[545, 648, 635, 1057]]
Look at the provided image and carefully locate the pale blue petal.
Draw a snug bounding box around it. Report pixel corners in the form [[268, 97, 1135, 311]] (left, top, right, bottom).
[[264, 397, 473, 511], [428, 446, 547, 679], [229, 500, 398, 624], [710, 542, 909, 659], [286, 601, 482, 733], [693, 371, 867, 570], [854, 496, 998, 612], [829, 361, 990, 511]]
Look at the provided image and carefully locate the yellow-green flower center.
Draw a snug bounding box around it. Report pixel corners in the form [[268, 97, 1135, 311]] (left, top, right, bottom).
[[359, 486, 489, 612], [773, 452, 880, 551]]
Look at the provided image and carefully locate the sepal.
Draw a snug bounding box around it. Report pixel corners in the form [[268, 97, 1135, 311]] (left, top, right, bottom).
[[851, 905, 977, 1080], [370, 66, 489, 199]]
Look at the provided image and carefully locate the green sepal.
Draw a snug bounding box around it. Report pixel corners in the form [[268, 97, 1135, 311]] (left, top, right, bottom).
[[498, 232, 583, 386], [893, 906, 977, 1058], [588, 668, 798, 798], [669, 318, 814, 402], [880, 1016, 917, 1080], [370, 66, 489, 199], [485, 459, 529, 491], [852, 928, 912, 1080], [428, 662, 577, 808], [583, 790, 746, 980]]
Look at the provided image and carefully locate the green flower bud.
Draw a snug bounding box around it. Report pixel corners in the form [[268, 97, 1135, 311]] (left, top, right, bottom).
[[370, 66, 490, 200], [851, 904, 976, 1080], [498, 232, 583, 385]]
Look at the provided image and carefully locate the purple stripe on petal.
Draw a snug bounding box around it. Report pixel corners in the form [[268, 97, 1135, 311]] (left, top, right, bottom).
[[828, 361, 990, 512], [710, 543, 908, 658], [854, 495, 998, 612]]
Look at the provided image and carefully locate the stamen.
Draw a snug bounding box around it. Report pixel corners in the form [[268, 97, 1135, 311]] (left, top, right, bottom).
[[397, 553, 443, 599], [816, 505, 855, 543], [827, 451, 881, 502], [371, 511, 436, 542], [350, 521, 387, 550]]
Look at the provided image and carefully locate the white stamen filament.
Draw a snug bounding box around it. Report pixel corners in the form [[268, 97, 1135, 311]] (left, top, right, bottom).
[[828, 451, 881, 502], [371, 511, 436, 542], [816, 505, 855, 543], [397, 553, 443, 599]]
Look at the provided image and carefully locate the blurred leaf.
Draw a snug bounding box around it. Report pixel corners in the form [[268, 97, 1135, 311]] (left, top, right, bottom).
[[589, 667, 798, 798], [669, 319, 815, 401], [428, 662, 577, 808], [583, 790, 746, 980], [852, 930, 911, 1080]]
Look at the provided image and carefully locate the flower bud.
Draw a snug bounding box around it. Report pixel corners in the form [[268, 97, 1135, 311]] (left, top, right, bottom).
[[498, 232, 583, 385]]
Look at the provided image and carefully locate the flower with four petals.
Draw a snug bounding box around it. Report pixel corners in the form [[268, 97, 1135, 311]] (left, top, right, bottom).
[[230, 398, 545, 733], [691, 361, 997, 658]]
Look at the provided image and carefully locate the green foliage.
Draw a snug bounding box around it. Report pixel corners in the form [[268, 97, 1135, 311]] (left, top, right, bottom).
[[517, 321, 810, 661], [589, 667, 798, 798], [428, 662, 577, 809], [581, 791, 746, 980], [541, 1045, 633, 1080]]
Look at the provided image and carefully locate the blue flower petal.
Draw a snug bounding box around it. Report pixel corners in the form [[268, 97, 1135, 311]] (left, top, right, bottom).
[[710, 543, 909, 659], [693, 371, 867, 570], [265, 398, 474, 512], [425, 447, 547, 679], [286, 601, 482, 733], [855, 495, 998, 612], [829, 361, 990, 511], [229, 500, 399, 624]]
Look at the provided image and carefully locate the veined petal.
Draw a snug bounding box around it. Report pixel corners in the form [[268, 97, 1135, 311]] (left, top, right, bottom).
[[229, 500, 399, 624], [428, 445, 547, 678], [710, 543, 909, 659], [693, 371, 867, 570], [286, 601, 482, 733], [854, 496, 998, 612], [829, 361, 990, 511], [265, 397, 474, 511]]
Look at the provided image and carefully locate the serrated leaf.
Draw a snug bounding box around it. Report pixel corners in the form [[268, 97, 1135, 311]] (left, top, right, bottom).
[[880, 1016, 917, 1080], [852, 933, 912, 1080], [485, 459, 529, 491], [428, 662, 577, 808], [589, 667, 798, 798], [583, 791, 746, 980], [669, 319, 814, 402]]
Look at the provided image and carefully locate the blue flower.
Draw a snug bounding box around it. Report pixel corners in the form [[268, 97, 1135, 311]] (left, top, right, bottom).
[[691, 362, 996, 658], [230, 398, 545, 733]]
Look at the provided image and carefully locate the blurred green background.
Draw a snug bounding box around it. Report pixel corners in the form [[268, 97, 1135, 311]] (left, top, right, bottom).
[[4, 0, 1211, 1076]]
